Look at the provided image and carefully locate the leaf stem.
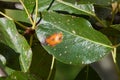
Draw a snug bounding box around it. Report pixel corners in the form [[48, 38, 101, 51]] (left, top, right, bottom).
[[112, 48, 120, 79], [86, 65, 89, 80], [32, 0, 38, 29], [112, 48, 117, 64], [19, 0, 34, 24], [111, 1, 120, 24], [47, 0, 55, 10], [47, 56, 55, 80], [94, 15, 107, 28], [0, 11, 12, 20], [29, 35, 34, 47], [0, 11, 27, 29]]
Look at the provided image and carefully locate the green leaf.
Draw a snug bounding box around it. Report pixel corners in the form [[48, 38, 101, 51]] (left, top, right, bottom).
[[0, 42, 20, 70], [116, 46, 120, 71], [21, 0, 35, 13], [0, 18, 32, 72], [30, 39, 53, 80], [38, 0, 53, 11], [6, 10, 29, 23], [36, 11, 112, 65], [6, 71, 36, 80], [111, 24, 120, 32], [75, 65, 101, 80], [100, 27, 120, 37], [76, 0, 117, 5], [50, 0, 95, 16], [55, 61, 84, 80], [22, 0, 53, 12]]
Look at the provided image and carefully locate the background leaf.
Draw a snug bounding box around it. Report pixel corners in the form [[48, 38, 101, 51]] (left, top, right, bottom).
[[75, 65, 101, 80], [36, 11, 112, 65], [50, 0, 95, 16], [30, 39, 53, 80], [0, 42, 20, 70], [6, 71, 36, 80], [0, 18, 32, 72], [54, 61, 84, 80], [22, 0, 53, 12], [111, 24, 120, 31], [73, 0, 117, 5], [6, 10, 29, 23]]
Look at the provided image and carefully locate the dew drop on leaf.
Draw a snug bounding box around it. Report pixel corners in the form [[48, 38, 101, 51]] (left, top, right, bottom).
[[69, 61, 72, 64], [72, 30, 76, 34], [65, 46, 68, 48], [64, 51, 67, 54], [54, 48, 56, 51], [59, 53, 62, 56], [67, 19, 70, 22], [87, 46, 90, 49]]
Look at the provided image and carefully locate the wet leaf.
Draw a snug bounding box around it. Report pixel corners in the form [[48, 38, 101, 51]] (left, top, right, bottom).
[[51, 0, 95, 16], [76, 0, 117, 5], [36, 11, 112, 65], [0, 18, 32, 72], [21, 0, 53, 12], [20, 0, 35, 13], [6, 71, 36, 80]]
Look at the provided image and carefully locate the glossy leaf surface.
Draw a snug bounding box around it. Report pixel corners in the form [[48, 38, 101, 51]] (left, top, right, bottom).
[[74, 0, 116, 5], [6, 71, 36, 80], [0, 18, 32, 72], [36, 11, 112, 65], [51, 0, 95, 16]]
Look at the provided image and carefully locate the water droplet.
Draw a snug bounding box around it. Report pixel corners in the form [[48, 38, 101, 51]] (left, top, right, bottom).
[[82, 61, 84, 64], [59, 53, 62, 56], [72, 30, 76, 34], [58, 21, 61, 23], [73, 38, 79, 43], [65, 46, 68, 48], [12, 76, 17, 79], [72, 16, 75, 18], [0, 54, 6, 65], [87, 46, 90, 49], [64, 51, 67, 54], [69, 61, 72, 64], [74, 2, 78, 6], [67, 19, 70, 22], [100, 55, 102, 57], [54, 48, 56, 51], [84, 60, 91, 64]]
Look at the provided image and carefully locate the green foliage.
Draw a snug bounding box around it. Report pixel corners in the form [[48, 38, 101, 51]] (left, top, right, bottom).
[[36, 11, 112, 65], [0, 0, 120, 80]]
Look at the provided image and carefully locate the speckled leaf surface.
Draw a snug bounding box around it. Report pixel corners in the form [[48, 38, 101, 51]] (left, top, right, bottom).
[[50, 0, 95, 16], [21, 0, 53, 12], [6, 71, 36, 80], [36, 11, 112, 65], [0, 18, 32, 72], [75, 0, 117, 5]]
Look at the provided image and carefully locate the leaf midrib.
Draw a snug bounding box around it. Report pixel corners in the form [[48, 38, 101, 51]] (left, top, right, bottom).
[[56, 0, 95, 16], [46, 22, 112, 48]]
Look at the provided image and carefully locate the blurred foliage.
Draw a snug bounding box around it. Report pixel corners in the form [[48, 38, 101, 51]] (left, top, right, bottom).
[[0, 0, 120, 80]]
